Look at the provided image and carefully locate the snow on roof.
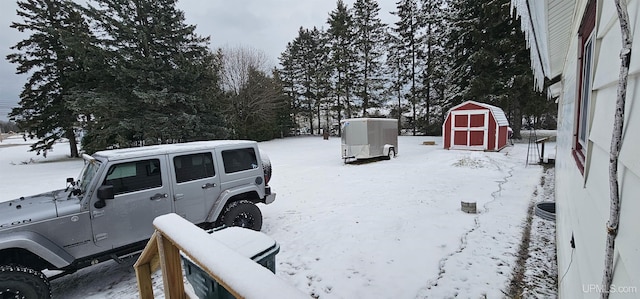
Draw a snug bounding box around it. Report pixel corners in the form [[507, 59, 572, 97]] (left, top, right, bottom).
[[481, 103, 510, 127], [341, 118, 398, 124], [511, 0, 576, 90], [93, 140, 256, 161], [449, 101, 510, 127]]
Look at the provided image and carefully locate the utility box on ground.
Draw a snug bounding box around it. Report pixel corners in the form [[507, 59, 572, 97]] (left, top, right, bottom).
[[182, 227, 280, 299], [340, 118, 398, 162]]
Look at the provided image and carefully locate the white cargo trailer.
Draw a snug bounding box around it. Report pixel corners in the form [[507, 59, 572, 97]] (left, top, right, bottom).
[[340, 118, 398, 162]]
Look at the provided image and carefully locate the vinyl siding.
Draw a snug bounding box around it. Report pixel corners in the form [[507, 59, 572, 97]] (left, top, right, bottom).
[[618, 77, 640, 178], [556, 0, 640, 297]]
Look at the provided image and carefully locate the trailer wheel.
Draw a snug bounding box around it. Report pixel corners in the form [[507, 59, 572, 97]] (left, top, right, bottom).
[[222, 200, 263, 231], [386, 148, 395, 160], [0, 265, 51, 299]]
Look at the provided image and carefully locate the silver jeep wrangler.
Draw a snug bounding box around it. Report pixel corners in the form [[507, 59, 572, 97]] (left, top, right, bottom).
[[0, 140, 275, 298]]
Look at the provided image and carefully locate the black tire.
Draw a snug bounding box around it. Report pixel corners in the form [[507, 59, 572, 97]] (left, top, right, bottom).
[[0, 265, 51, 299], [222, 200, 263, 231], [386, 148, 395, 160]]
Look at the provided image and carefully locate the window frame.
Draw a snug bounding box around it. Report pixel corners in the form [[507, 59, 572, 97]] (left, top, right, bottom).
[[573, 0, 596, 174], [103, 159, 163, 195], [173, 152, 216, 184], [222, 148, 259, 174]]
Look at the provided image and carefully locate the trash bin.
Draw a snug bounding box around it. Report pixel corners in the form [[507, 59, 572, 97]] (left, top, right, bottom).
[[182, 227, 280, 299]]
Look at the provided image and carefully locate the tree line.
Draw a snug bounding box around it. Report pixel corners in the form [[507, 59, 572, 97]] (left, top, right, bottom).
[[7, 0, 290, 156], [278, 0, 556, 138], [7, 0, 555, 157], [0, 120, 19, 134]]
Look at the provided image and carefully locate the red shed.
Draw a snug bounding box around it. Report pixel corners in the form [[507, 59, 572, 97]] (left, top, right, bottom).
[[442, 101, 510, 151]]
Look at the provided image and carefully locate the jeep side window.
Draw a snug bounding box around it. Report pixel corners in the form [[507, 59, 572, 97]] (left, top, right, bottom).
[[174, 152, 215, 183], [222, 148, 258, 174], [103, 159, 162, 195]]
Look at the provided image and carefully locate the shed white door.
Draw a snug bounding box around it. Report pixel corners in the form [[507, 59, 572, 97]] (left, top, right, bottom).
[[451, 110, 489, 150]]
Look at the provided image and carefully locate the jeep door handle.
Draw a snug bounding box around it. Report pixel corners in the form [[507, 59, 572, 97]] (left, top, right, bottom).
[[202, 183, 216, 189], [150, 193, 168, 200]]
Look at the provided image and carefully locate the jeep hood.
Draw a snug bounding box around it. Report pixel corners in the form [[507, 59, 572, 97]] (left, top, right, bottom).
[[0, 190, 80, 229]]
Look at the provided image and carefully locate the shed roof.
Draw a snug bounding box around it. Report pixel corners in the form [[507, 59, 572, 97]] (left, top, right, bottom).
[[449, 101, 510, 127]]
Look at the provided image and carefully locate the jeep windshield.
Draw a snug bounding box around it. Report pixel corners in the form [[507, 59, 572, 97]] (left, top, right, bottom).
[[78, 154, 101, 194]]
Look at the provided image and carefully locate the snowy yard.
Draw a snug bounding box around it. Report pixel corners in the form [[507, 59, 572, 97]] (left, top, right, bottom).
[[0, 134, 554, 298]]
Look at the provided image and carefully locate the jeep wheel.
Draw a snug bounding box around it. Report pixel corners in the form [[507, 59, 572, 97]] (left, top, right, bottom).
[[0, 265, 51, 299], [222, 200, 263, 231]]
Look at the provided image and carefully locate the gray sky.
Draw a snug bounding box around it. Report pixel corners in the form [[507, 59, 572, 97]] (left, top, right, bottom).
[[0, 0, 397, 121]]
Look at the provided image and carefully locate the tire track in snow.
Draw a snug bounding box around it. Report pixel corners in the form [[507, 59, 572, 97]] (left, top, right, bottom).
[[418, 157, 515, 294]]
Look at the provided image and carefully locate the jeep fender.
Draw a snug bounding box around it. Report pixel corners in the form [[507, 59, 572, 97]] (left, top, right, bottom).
[[205, 185, 263, 223], [0, 231, 74, 268]]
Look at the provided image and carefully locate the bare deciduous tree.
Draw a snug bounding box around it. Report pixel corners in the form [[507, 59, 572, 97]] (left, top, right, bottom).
[[219, 46, 283, 139], [220, 46, 270, 94]]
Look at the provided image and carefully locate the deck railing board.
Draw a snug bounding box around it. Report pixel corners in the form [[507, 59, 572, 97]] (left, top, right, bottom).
[[134, 213, 307, 299]]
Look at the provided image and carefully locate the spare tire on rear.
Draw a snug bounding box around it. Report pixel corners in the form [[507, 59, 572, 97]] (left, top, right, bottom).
[[260, 150, 272, 185]]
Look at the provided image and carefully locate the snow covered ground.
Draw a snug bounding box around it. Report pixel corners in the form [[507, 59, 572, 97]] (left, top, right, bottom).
[[0, 134, 552, 298], [521, 166, 557, 298]]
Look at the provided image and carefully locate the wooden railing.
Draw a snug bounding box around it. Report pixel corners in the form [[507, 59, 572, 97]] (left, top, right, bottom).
[[134, 213, 306, 299]]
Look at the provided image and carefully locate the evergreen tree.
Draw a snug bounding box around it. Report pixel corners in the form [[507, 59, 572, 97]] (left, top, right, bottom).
[[7, 0, 91, 157], [486, 0, 552, 137], [81, 0, 225, 152], [351, 0, 388, 116], [428, 30, 455, 134], [326, 0, 356, 128], [389, 0, 423, 135], [278, 42, 302, 132], [291, 27, 316, 134], [384, 32, 406, 134], [283, 27, 330, 134], [274, 0, 554, 137], [271, 69, 295, 138], [444, 0, 549, 137], [419, 0, 446, 134], [309, 28, 332, 134], [445, 0, 480, 105], [279, 36, 317, 134]]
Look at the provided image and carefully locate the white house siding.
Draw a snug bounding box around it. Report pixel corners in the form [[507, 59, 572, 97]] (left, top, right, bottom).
[[554, 0, 640, 298]]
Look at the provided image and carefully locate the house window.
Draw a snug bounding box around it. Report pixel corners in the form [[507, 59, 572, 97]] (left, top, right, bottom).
[[574, 0, 596, 173]]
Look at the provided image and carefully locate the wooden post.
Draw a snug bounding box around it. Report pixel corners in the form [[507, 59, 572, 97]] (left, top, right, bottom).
[[157, 233, 186, 299], [135, 232, 159, 299], [134, 214, 306, 299]]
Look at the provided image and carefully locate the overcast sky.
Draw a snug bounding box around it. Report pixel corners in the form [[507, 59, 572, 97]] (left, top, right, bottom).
[[0, 0, 398, 122]]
